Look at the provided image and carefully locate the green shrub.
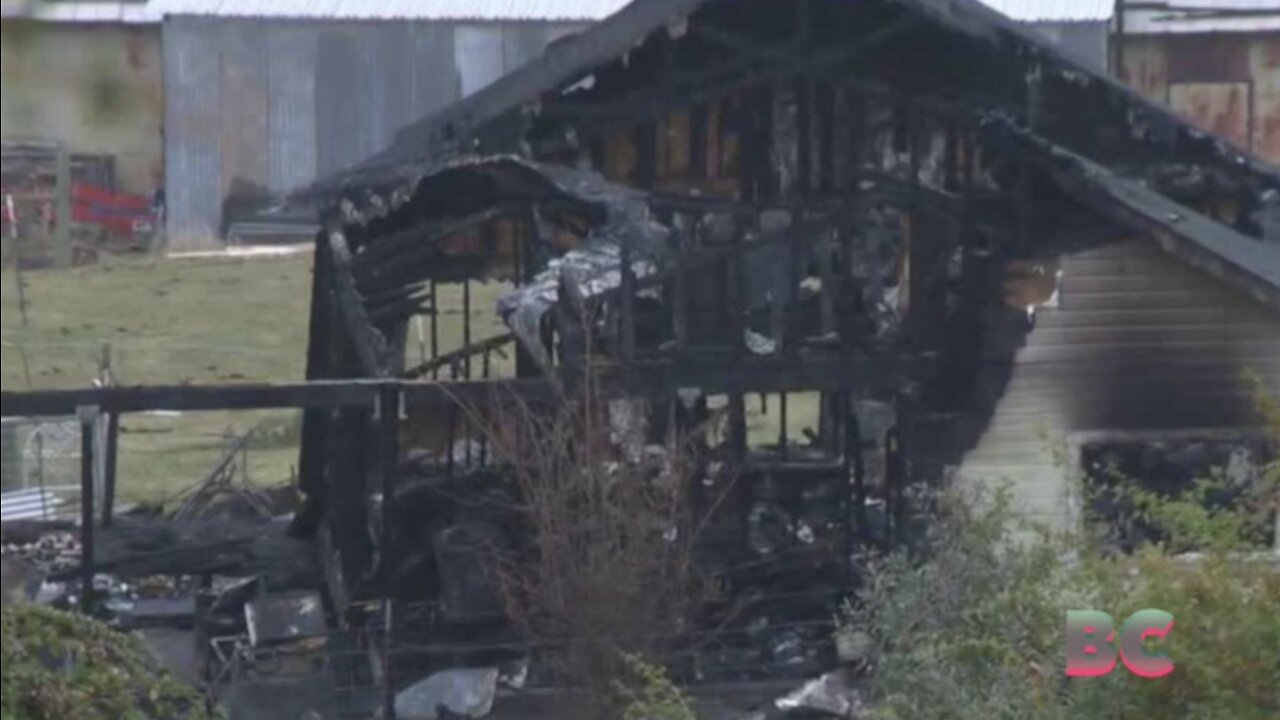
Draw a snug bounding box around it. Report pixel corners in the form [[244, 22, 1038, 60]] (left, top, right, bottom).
[[1, 606, 213, 720], [613, 652, 698, 720], [841, 477, 1280, 720]]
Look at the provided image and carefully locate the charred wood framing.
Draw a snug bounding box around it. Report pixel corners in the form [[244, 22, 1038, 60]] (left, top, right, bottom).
[[328, 231, 395, 377], [107, 0, 1276, 698], [404, 333, 516, 380]]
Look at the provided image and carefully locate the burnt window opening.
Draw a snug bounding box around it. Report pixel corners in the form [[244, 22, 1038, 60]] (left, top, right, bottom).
[[1080, 435, 1278, 555]]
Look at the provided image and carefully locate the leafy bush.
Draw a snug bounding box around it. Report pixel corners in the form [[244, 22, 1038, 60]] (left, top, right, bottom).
[[1, 606, 213, 720], [841, 382, 1280, 720], [613, 652, 699, 720]]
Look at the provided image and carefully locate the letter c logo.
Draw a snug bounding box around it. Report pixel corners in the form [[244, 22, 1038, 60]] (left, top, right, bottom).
[[1120, 609, 1175, 679]]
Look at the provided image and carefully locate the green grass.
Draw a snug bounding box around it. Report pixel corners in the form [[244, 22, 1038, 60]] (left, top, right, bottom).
[[1, 252, 509, 504], [1, 249, 809, 503]]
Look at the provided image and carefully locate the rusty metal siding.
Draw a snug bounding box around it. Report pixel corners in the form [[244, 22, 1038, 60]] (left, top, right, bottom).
[[957, 241, 1280, 531], [267, 27, 318, 194], [166, 19, 586, 246], [218, 24, 271, 208], [1121, 33, 1280, 163], [1251, 34, 1280, 162]]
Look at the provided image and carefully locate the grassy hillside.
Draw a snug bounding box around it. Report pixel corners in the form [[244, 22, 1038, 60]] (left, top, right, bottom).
[[1, 253, 505, 503]]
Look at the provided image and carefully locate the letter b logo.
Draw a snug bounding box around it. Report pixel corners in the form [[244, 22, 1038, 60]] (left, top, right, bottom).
[[1065, 609, 1174, 679]]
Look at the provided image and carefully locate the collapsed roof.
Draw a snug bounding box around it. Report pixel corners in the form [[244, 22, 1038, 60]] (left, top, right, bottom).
[[300, 0, 1279, 312]]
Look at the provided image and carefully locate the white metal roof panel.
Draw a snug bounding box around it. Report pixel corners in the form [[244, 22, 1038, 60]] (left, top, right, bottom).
[[9, 0, 633, 23], [1160, 1, 1280, 9], [976, 0, 1115, 22], [1126, 0, 1280, 33], [161, 0, 633, 21]]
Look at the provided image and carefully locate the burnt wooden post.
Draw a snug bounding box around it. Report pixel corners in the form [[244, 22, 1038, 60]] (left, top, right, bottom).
[[886, 393, 914, 546], [779, 393, 789, 458], [430, 279, 440, 379], [382, 599, 397, 720], [819, 229, 837, 337], [97, 345, 119, 527], [773, 214, 792, 355], [101, 412, 119, 527], [77, 405, 99, 614], [516, 207, 543, 378], [847, 400, 869, 545], [462, 279, 473, 378], [885, 425, 901, 547], [728, 214, 748, 463], [838, 392, 856, 586], [376, 385, 401, 582], [674, 226, 690, 353], [620, 228, 636, 363]]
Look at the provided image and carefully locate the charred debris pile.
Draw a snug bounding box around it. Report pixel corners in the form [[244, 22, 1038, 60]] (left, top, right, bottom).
[[284, 0, 1275, 715]]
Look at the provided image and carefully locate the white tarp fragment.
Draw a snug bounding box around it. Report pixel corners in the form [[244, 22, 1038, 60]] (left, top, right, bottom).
[[395, 667, 499, 720], [775, 670, 864, 716]]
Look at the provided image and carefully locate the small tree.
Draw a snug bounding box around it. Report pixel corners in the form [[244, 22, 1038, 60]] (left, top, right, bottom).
[[452, 306, 713, 717]]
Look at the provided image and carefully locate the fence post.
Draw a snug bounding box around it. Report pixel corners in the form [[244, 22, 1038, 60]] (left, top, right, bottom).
[[54, 142, 73, 269], [77, 405, 99, 614], [97, 346, 118, 526], [5, 192, 30, 326], [1, 422, 16, 492]]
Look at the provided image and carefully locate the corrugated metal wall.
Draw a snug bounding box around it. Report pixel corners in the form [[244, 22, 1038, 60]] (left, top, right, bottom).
[[164, 18, 584, 247], [956, 241, 1280, 531], [1121, 32, 1280, 164]]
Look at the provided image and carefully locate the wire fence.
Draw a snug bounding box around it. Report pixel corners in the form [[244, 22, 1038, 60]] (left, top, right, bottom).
[[0, 416, 83, 521]]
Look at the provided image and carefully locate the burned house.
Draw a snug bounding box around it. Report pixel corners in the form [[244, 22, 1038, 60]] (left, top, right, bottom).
[[287, 0, 1280, 711]]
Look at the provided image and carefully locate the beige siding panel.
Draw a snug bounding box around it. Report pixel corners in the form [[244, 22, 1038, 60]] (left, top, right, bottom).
[[958, 241, 1280, 531]]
